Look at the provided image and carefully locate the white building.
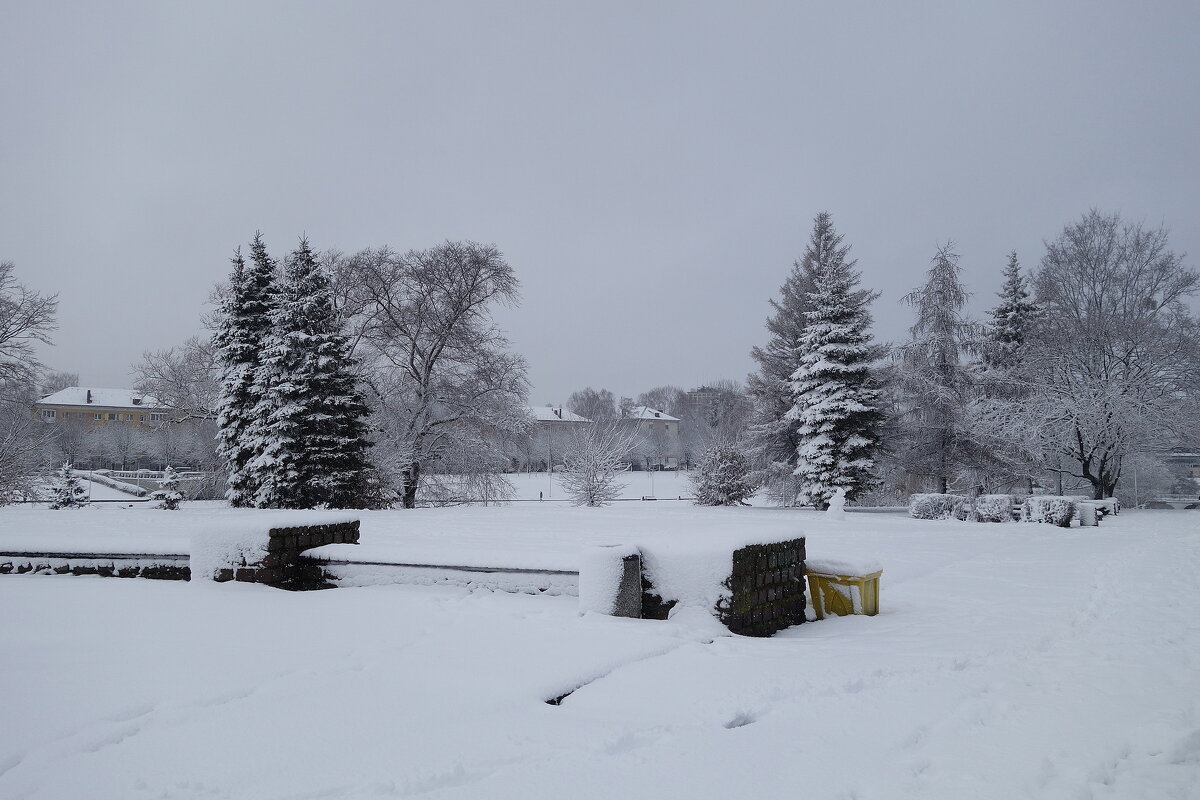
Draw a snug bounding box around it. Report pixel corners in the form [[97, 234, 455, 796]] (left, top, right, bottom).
[[622, 406, 681, 470]]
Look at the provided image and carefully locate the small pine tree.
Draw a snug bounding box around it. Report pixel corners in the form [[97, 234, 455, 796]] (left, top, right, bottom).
[[787, 217, 882, 509], [982, 251, 1040, 372], [151, 466, 184, 510], [248, 238, 370, 509], [214, 234, 278, 506], [692, 440, 755, 506], [48, 462, 87, 509]]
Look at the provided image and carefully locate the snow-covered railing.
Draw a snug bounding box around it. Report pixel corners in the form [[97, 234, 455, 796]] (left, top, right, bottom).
[[77, 471, 149, 497]]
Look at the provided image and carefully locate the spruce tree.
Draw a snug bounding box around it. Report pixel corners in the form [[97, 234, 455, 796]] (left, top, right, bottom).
[[48, 462, 87, 509], [692, 440, 755, 506], [747, 213, 875, 504], [982, 251, 1040, 372], [151, 466, 184, 510], [786, 216, 882, 508], [249, 238, 370, 508], [213, 235, 277, 506], [897, 242, 979, 493]]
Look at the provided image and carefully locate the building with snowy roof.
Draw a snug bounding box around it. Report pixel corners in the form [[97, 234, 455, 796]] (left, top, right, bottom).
[[35, 387, 169, 426], [621, 406, 681, 470], [517, 406, 592, 473]]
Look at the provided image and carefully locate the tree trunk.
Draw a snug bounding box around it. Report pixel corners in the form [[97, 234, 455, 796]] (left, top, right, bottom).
[[401, 462, 420, 509]]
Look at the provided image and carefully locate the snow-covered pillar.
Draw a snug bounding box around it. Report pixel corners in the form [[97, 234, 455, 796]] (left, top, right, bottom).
[[578, 544, 642, 617]]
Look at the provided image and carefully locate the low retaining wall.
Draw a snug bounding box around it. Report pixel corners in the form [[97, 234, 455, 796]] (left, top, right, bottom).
[[209, 521, 361, 591], [0, 552, 189, 580], [0, 521, 360, 591]]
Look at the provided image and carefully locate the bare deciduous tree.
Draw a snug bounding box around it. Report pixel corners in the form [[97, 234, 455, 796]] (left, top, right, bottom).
[[567, 387, 617, 421], [0, 262, 58, 500], [134, 336, 220, 422], [341, 241, 530, 508], [559, 421, 640, 507], [0, 262, 58, 389], [1019, 211, 1200, 498]]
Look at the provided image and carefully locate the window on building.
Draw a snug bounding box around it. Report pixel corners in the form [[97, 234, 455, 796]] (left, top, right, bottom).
[[108, 413, 117, 421], [125, 414, 134, 421], [150, 413, 168, 422], [41, 409, 55, 419], [139, 415, 145, 422], [94, 413, 102, 420]]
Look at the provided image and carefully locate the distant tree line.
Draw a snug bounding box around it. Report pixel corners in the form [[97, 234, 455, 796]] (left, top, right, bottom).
[[4, 208, 1196, 509]]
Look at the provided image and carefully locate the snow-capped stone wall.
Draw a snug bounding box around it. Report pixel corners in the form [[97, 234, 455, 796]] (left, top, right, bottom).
[[192, 517, 360, 590]]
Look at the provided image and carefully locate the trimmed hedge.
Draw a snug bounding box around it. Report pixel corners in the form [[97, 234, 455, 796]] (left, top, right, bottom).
[[909, 493, 967, 520]]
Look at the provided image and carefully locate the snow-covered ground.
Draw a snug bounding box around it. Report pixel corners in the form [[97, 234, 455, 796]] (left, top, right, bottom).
[[508, 469, 695, 501], [1, 506, 1198, 799]]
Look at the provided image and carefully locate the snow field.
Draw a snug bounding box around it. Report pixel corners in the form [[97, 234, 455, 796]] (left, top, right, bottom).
[[1, 508, 1198, 798]]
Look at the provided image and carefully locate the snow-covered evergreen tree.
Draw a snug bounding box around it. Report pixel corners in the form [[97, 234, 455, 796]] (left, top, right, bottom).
[[786, 217, 882, 509], [982, 251, 1039, 372], [747, 213, 875, 505], [895, 242, 981, 494], [213, 235, 277, 506], [151, 466, 184, 510], [48, 462, 87, 509], [248, 238, 370, 509], [691, 440, 755, 506]]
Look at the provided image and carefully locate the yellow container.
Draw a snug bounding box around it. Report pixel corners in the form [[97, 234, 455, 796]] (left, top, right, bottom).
[[807, 569, 882, 619]]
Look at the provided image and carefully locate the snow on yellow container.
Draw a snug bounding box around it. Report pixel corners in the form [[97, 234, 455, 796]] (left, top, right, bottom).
[[805, 558, 883, 620]]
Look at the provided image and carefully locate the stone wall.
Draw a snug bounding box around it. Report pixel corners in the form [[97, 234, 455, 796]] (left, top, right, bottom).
[[639, 537, 807, 636], [213, 521, 360, 591], [718, 538, 807, 637], [0, 553, 189, 581]]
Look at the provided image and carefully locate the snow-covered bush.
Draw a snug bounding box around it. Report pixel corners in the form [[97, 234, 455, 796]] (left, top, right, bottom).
[[151, 466, 184, 510], [908, 493, 966, 520], [691, 440, 755, 506], [48, 463, 87, 509], [559, 423, 639, 507], [1023, 496, 1076, 527], [974, 494, 1014, 522]]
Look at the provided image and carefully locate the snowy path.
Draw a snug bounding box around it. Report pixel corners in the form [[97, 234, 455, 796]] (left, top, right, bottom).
[[1, 511, 1198, 799]]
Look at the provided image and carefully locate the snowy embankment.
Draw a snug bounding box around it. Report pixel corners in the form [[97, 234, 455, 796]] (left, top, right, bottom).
[[1, 507, 1198, 799]]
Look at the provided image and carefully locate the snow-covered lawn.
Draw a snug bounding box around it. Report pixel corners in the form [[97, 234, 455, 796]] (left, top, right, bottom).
[[1, 506, 1198, 799]]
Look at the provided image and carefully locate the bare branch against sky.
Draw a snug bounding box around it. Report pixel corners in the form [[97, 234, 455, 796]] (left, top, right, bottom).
[[1, 1, 1197, 402]]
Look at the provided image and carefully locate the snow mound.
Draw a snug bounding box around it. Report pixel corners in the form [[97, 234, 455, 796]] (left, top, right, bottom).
[[578, 544, 639, 615]]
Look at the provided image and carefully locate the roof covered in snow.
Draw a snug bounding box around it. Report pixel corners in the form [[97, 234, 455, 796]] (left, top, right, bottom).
[[625, 406, 679, 421], [528, 406, 591, 423], [38, 387, 164, 409]]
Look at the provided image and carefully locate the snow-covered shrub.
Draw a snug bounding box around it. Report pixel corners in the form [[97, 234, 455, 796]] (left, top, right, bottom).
[[48, 462, 87, 509], [559, 423, 639, 507], [908, 493, 966, 520], [151, 466, 184, 510], [1024, 496, 1076, 527], [974, 494, 1013, 522], [691, 440, 755, 506]]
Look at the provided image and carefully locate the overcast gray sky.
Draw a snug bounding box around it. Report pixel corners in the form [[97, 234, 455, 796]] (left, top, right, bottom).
[[3, 1, 1198, 404]]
